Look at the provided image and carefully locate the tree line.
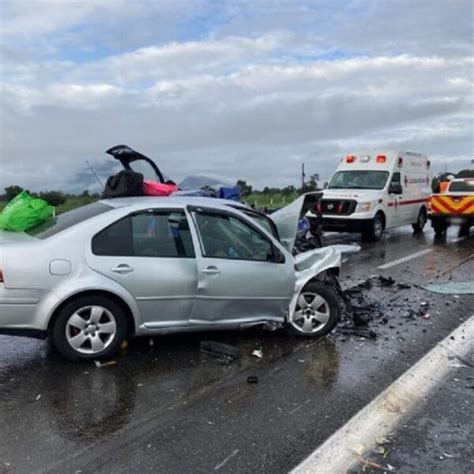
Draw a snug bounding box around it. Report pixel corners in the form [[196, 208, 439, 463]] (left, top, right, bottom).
[[3, 174, 322, 205], [1, 185, 100, 206], [236, 173, 321, 197]]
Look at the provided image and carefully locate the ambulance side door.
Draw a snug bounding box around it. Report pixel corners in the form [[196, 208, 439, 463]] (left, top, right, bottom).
[[387, 172, 403, 227]]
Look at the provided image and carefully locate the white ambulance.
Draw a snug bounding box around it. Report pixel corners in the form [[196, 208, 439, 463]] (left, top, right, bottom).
[[319, 151, 431, 240]]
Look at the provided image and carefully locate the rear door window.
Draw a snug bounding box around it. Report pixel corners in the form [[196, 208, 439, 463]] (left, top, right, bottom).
[[92, 210, 195, 258]]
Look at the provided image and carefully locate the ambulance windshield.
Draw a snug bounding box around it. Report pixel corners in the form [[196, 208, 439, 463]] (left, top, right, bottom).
[[328, 171, 389, 190]]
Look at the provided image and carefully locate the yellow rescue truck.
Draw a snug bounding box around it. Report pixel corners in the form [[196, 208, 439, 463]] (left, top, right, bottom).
[[428, 178, 474, 236]]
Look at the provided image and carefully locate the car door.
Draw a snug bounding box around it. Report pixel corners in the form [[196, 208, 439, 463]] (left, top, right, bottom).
[[87, 209, 197, 329], [187, 206, 295, 327]]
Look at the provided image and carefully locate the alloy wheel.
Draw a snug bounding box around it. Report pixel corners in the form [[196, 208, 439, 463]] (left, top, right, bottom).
[[291, 291, 331, 334], [65, 305, 117, 355]]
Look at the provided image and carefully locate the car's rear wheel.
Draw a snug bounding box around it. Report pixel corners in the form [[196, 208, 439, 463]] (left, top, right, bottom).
[[412, 207, 427, 233], [286, 281, 340, 337], [433, 220, 447, 236], [52, 295, 127, 361]]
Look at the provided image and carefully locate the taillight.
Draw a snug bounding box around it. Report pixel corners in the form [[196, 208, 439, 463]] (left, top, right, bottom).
[[376, 155, 386, 163], [346, 155, 356, 163], [0, 269, 4, 283]]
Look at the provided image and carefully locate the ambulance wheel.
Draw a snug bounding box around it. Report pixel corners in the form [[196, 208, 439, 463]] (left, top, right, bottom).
[[412, 207, 427, 233], [363, 212, 385, 241]]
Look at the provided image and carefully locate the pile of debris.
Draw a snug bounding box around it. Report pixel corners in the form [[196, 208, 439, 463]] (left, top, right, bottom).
[[335, 275, 422, 339]]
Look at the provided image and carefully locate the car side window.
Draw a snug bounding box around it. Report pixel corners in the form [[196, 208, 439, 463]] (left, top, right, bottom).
[[193, 211, 276, 262], [92, 211, 195, 258]]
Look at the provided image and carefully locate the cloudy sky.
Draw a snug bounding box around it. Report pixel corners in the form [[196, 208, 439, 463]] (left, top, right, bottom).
[[0, 0, 473, 193]]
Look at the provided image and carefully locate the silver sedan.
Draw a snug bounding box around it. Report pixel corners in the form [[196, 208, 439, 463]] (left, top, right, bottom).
[[0, 196, 348, 361]]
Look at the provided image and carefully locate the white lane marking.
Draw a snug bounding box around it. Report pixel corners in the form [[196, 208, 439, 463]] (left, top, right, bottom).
[[377, 248, 433, 270], [291, 315, 474, 474], [214, 449, 239, 471], [450, 235, 469, 243]]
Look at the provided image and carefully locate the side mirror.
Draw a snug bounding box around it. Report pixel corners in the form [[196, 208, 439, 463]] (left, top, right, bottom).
[[389, 183, 403, 195], [268, 247, 285, 263]]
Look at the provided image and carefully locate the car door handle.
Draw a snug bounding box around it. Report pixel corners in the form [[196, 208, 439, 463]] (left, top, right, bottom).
[[202, 266, 220, 275], [111, 264, 134, 274]]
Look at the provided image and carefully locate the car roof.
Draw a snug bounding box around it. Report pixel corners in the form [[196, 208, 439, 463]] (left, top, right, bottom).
[[100, 196, 250, 212]]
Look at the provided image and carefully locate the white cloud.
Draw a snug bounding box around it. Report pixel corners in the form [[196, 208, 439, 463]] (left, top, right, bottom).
[[0, 1, 473, 192]]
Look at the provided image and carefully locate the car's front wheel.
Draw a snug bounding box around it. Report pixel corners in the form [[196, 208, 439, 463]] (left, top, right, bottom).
[[286, 281, 340, 337], [52, 295, 127, 361]]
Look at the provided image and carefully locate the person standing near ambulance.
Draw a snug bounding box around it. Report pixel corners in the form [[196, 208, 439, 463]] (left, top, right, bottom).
[[319, 151, 431, 241], [439, 174, 455, 193]]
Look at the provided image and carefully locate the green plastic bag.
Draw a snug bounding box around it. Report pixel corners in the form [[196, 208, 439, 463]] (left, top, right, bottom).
[[0, 191, 55, 232]]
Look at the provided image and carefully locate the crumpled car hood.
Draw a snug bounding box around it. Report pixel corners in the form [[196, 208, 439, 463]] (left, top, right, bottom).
[[270, 192, 322, 252], [294, 244, 360, 272]]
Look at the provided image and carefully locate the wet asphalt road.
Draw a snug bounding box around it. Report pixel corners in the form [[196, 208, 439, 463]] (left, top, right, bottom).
[[0, 227, 472, 473]]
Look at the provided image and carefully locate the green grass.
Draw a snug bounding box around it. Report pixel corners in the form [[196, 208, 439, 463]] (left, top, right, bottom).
[[55, 196, 97, 213], [246, 193, 299, 209]]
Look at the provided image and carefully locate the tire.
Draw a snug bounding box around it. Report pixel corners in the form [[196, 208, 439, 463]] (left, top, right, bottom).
[[286, 281, 340, 337], [459, 223, 471, 236], [363, 212, 385, 241], [433, 221, 447, 237], [412, 207, 427, 233], [52, 295, 127, 362]]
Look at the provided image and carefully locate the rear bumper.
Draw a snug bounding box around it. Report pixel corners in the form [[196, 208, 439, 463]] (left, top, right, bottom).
[[429, 214, 473, 226], [0, 287, 59, 335], [322, 217, 373, 233]]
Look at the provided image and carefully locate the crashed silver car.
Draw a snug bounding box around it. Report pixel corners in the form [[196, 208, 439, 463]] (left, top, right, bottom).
[[0, 195, 354, 361]]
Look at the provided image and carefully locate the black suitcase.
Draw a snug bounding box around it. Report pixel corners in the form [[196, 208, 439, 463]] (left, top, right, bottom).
[[103, 169, 144, 198]]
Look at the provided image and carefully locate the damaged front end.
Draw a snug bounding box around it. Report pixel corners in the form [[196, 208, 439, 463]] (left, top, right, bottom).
[[270, 192, 322, 253], [268, 193, 360, 335]]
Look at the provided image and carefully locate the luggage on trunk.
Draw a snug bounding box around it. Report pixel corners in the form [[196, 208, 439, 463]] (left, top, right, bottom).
[[103, 170, 144, 198], [0, 191, 54, 232], [143, 180, 178, 196]]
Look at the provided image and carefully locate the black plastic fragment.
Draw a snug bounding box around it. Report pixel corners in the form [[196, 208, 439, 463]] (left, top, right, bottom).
[[247, 376, 259, 384], [338, 327, 377, 339], [200, 341, 241, 360]]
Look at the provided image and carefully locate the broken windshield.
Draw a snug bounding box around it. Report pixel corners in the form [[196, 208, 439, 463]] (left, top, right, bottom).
[[328, 171, 389, 190]]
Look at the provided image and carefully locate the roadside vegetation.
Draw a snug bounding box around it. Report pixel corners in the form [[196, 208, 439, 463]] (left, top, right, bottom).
[[0, 174, 321, 214], [0, 171, 466, 215]]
